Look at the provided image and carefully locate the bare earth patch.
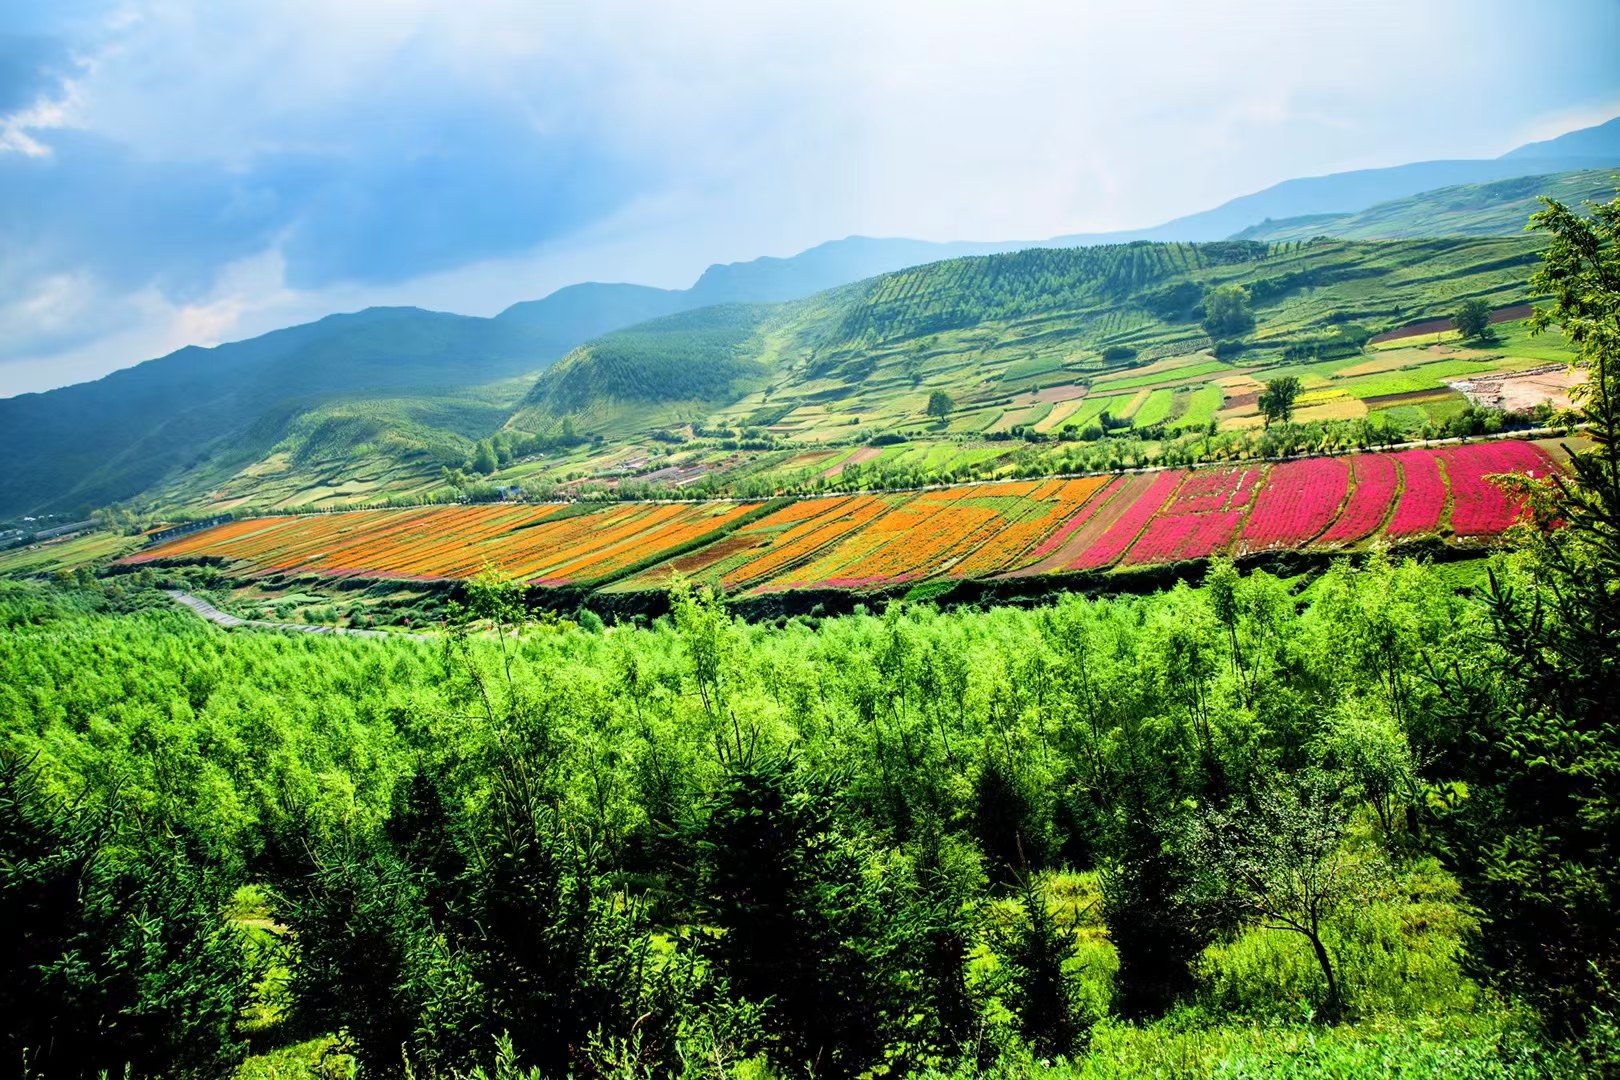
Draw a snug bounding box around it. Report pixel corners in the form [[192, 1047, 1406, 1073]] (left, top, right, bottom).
[[1361, 389, 1458, 408], [1029, 383, 1091, 404], [1370, 303, 1533, 344], [1451, 365, 1586, 412]]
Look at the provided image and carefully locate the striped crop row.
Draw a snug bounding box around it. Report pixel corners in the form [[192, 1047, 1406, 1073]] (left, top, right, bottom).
[[124, 439, 1560, 595]]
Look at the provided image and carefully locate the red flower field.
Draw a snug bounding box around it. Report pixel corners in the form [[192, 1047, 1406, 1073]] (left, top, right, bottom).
[[1319, 454, 1398, 546], [1386, 451, 1448, 538], [1442, 441, 1556, 536], [1240, 457, 1349, 551]]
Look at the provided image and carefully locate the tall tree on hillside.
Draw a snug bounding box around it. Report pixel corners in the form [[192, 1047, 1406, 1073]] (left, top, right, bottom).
[[1191, 770, 1380, 1018], [1430, 185, 1620, 1034], [926, 390, 955, 424], [1258, 376, 1302, 427], [1451, 298, 1492, 341]]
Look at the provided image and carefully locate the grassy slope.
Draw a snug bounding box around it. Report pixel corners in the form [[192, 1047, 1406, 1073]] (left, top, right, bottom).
[[0, 309, 566, 519], [152, 378, 535, 512]]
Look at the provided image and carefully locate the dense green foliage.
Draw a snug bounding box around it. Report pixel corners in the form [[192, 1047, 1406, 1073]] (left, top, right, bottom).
[[3, 517, 1616, 1077], [1452, 299, 1492, 340], [1201, 284, 1255, 340], [1432, 186, 1620, 1034], [1257, 377, 1302, 426]]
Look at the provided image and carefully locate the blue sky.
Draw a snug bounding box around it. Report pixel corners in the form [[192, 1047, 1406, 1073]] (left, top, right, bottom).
[[2, 0, 1618, 395]]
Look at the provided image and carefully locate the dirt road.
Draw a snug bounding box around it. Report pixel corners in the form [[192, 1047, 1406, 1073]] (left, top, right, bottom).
[[167, 591, 429, 640]]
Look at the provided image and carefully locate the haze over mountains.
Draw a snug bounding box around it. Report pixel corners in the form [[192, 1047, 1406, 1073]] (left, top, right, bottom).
[[2, 116, 1617, 520]]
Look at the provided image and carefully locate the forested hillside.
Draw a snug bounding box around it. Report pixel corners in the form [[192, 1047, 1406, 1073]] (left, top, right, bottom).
[[0, 308, 555, 519], [3, 233, 1560, 521], [510, 304, 783, 436], [9, 140, 1619, 522], [6, 511, 1616, 1077], [0, 244, 1015, 520]]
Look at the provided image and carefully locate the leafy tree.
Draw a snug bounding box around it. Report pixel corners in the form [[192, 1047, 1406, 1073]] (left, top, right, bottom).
[[672, 578, 734, 721], [0, 752, 256, 1080], [1428, 185, 1620, 1033], [1258, 376, 1302, 426], [926, 390, 955, 423], [992, 873, 1086, 1056], [471, 439, 499, 475], [279, 833, 432, 1078], [1319, 698, 1416, 847], [693, 752, 886, 1077], [903, 341, 927, 386], [1202, 284, 1255, 340], [1102, 781, 1210, 1019], [1191, 770, 1379, 1017], [972, 751, 1050, 878], [459, 758, 663, 1077], [281, 754, 661, 1079], [1451, 298, 1492, 340]]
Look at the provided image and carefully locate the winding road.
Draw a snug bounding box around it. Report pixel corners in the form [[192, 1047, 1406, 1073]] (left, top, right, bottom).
[[167, 591, 430, 641]]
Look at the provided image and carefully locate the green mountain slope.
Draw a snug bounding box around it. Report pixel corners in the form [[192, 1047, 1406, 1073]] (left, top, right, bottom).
[[1232, 169, 1619, 242], [504, 237, 1545, 455], [0, 308, 561, 517], [509, 304, 783, 438], [0, 245, 1036, 519]]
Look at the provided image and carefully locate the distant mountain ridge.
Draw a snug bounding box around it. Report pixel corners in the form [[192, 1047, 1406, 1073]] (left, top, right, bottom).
[[1, 115, 1616, 518], [1050, 116, 1620, 246], [1231, 169, 1620, 243]]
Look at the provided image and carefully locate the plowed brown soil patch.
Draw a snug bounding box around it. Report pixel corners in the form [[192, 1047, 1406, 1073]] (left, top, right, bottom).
[[1363, 389, 1457, 407], [1224, 390, 1259, 409], [1370, 304, 1533, 344], [661, 532, 769, 576], [1030, 383, 1090, 404]]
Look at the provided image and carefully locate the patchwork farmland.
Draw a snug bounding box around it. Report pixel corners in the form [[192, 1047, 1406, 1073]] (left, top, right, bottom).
[[123, 437, 1560, 600]]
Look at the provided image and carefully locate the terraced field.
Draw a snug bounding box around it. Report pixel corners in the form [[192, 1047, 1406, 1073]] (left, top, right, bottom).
[[123, 437, 1561, 600]]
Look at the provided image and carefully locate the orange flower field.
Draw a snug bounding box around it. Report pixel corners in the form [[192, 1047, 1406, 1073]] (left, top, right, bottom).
[[122, 438, 1562, 596]]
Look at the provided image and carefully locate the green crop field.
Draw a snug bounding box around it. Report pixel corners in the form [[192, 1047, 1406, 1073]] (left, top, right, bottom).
[[1130, 387, 1177, 427]]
